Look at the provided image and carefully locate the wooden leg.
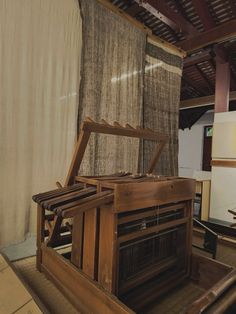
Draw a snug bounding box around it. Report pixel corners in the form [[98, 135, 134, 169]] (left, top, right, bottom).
[[82, 208, 98, 279], [98, 205, 117, 294], [71, 213, 84, 269], [36, 205, 45, 271]]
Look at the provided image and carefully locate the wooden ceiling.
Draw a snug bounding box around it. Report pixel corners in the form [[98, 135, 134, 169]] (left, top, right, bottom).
[[110, 0, 236, 104]]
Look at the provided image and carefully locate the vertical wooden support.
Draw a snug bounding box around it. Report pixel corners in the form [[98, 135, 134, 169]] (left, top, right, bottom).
[[82, 208, 98, 279], [65, 130, 90, 186], [186, 200, 193, 276], [36, 205, 45, 271], [215, 55, 230, 113], [98, 204, 117, 294], [71, 213, 84, 269]]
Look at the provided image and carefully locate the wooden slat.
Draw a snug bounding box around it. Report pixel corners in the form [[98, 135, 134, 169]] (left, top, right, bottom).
[[61, 192, 114, 218], [118, 217, 188, 244], [41, 246, 133, 314], [65, 130, 90, 186], [33, 184, 84, 203], [147, 141, 167, 173], [82, 120, 169, 141], [118, 203, 186, 225], [211, 160, 236, 168], [180, 91, 236, 109], [43, 187, 96, 211]]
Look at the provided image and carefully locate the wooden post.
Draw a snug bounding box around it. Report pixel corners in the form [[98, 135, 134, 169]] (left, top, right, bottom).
[[215, 54, 230, 113], [36, 205, 45, 271]]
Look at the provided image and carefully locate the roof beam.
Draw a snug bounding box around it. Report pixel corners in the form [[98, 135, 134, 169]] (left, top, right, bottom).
[[184, 49, 212, 67], [195, 65, 215, 93], [178, 19, 236, 52], [191, 0, 215, 30], [134, 0, 198, 36], [180, 91, 236, 109]]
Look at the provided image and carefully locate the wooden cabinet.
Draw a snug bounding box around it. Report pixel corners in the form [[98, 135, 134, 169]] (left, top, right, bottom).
[[194, 180, 211, 221]]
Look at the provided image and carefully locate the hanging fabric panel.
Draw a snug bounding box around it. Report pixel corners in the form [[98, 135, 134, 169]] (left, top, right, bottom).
[[142, 37, 183, 176], [0, 0, 82, 247], [78, 0, 146, 176]]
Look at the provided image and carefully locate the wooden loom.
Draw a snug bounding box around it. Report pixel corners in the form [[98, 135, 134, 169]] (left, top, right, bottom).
[[33, 118, 236, 313]]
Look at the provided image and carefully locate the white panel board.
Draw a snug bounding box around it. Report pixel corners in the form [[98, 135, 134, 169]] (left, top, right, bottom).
[[210, 166, 236, 223], [212, 122, 236, 159]]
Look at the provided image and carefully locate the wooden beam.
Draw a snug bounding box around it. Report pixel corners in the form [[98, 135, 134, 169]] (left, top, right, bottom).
[[135, 0, 198, 36], [178, 19, 236, 52], [191, 0, 215, 30], [195, 64, 215, 93], [184, 50, 212, 67], [180, 91, 236, 109], [182, 75, 207, 96], [215, 54, 231, 112]]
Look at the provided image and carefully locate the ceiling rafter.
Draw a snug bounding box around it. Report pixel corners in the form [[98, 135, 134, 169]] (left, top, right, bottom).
[[194, 64, 215, 93], [190, 0, 215, 30], [178, 19, 236, 52], [182, 75, 208, 96], [134, 0, 198, 36], [184, 49, 212, 67]]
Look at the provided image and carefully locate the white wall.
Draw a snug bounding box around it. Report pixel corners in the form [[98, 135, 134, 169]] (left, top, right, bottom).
[[178, 111, 214, 177]]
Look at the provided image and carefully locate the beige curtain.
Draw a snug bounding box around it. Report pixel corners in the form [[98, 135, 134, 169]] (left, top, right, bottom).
[[78, 0, 146, 176], [0, 0, 82, 248], [142, 37, 183, 176]]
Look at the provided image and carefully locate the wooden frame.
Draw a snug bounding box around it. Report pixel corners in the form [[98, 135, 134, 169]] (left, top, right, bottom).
[[33, 118, 236, 313], [65, 118, 169, 186]]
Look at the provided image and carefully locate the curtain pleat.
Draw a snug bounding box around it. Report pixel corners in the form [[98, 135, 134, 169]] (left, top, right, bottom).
[[78, 0, 146, 176], [142, 38, 183, 176], [0, 0, 82, 247]]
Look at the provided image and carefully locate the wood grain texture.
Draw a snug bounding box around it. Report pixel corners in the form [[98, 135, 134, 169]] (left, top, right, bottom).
[[114, 179, 196, 212], [41, 246, 133, 314]]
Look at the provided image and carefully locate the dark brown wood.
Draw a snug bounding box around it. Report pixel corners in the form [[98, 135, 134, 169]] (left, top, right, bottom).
[[61, 192, 114, 218], [215, 54, 230, 113], [118, 217, 188, 244], [178, 19, 236, 52], [191, 0, 215, 30], [71, 213, 83, 269], [138, 0, 198, 36], [184, 50, 212, 68], [36, 205, 45, 271]]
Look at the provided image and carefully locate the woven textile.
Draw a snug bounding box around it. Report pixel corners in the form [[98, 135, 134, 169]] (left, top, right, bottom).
[[142, 38, 183, 175], [78, 0, 146, 175]]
